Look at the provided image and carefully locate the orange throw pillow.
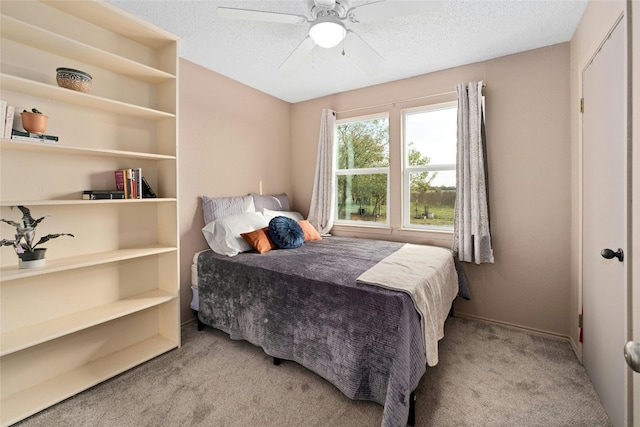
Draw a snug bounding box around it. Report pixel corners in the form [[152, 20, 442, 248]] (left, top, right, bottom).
[[298, 220, 322, 242], [241, 227, 276, 254]]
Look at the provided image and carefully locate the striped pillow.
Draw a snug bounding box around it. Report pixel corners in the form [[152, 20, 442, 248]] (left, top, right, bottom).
[[202, 195, 255, 225]]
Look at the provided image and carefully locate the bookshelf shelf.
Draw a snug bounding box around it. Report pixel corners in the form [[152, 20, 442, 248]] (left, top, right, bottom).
[[0, 74, 175, 120], [44, 0, 178, 50], [1, 289, 177, 356], [0, 139, 177, 160], [0, 246, 176, 282], [0, 198, 177, 208], [1, 335, 177, 427], [0, 1, 179, 425], [0, 15, 175, 84]]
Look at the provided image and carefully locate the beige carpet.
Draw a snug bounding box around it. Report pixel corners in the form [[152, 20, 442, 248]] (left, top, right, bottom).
[[15, 316, 611, 427]]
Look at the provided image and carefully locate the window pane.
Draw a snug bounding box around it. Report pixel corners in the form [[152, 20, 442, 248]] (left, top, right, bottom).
[[408, 170, 455, 228], [405, 107, 457, 166], [336, 174, 387, 223], [403, 103, 457, 230], [337, 117, 389, 169]]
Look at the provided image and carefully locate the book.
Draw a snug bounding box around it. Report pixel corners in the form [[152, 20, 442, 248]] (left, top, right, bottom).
[[141, 176, 157, 198], [3, 105, 14, 139], [131, 168, 137, 199], [11, 136, 58, 144], [11, 129, 59, 142], [0, 100, 6, 138], [126, 168, 135, 199], [114, 170, 126, 192], [136, 167, 143, 199], [82, 190, 126, 200]]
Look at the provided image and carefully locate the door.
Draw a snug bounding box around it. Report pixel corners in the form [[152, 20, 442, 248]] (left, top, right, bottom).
[[582, 15, 628, 427]]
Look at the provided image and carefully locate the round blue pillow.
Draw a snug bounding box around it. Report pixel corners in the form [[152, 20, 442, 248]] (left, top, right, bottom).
[[268, 216, 304, 249]]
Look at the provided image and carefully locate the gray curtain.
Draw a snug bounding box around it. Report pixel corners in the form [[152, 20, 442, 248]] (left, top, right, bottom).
[[308, 109, 336, 235], [453, 82, 494, 264]]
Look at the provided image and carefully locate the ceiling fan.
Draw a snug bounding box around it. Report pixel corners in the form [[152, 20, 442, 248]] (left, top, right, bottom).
[[217, 0, 440, 72]]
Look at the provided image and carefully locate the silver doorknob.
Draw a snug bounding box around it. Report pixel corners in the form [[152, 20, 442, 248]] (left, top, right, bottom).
[[624, 341, 640, 373]]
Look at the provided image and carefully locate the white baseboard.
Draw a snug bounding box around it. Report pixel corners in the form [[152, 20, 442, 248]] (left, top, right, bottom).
[[568, 335, 583, 362], [452, 312, 573, 344], [181, 317, 197, 327]]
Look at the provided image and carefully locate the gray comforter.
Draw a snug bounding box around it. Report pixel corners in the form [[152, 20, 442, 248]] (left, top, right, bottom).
[[197, 236, 457, 427]]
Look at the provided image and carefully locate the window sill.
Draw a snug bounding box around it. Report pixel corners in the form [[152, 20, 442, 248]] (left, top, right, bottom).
[[331, 224, 392, 236], [395, 228, 453, 247], [330, 224, 453, 247]]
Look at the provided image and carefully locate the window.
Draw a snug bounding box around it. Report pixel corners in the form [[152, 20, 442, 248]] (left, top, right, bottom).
[[402, 102, 457, 230], [335, 114, 389, 225]]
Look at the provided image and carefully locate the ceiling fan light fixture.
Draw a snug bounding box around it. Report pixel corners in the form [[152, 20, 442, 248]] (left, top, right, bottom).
[[309, 17, 346, 48]]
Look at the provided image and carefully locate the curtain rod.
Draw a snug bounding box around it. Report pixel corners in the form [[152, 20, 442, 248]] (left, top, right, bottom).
[[335, 83, 487, 115]]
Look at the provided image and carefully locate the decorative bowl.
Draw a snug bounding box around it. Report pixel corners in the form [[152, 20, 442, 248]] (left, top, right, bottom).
[[56, 67, 92, 93], [21, 111, 48, 134]]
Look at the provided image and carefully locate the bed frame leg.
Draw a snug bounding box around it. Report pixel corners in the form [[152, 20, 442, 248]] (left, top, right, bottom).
[[273, 357, 281, 366], [197, 318, 204, 331], [407, 391, 416, 426]]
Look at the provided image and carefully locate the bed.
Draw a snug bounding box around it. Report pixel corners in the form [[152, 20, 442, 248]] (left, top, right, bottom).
[[191, 232, 466, 427]]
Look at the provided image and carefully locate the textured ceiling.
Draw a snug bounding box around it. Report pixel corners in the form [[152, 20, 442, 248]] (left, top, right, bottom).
[[108, 0, 588, 103]]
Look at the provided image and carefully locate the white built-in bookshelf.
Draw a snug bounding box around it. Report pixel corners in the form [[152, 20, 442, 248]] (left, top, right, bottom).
[[0, 1, 180, 425]]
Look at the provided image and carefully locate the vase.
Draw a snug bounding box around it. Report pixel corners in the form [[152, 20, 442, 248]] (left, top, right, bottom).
[[18, 248, 47, 269], [21, 112, 48, 134]]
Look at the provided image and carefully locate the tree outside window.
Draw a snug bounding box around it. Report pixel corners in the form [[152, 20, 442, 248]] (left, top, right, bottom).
[[335, 115, 389, 224], [334, 103, 456, 231]]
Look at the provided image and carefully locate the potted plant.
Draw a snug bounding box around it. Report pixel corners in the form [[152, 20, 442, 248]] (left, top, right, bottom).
[[0, 206, 74, 269], [20, 108, 48, 134]]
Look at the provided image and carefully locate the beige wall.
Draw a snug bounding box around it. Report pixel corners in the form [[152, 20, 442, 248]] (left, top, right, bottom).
[[291, 45, 572, 336], [174, 0, 637, 355], [568, 0, 626, 354], [178, 59, 291, 322]]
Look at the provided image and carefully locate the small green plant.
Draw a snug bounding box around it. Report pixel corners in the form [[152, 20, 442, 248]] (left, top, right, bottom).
[[23, 108, 42, 114], [0, 206, 74, 255]]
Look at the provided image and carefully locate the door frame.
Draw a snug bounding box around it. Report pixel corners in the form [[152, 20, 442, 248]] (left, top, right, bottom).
[[631, 1, 639, 424], [577, 9, 632, 425]]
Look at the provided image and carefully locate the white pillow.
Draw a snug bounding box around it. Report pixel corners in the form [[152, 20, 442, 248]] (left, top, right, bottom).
[[202, 212, 268, 256], [263, 208, 304, 222]]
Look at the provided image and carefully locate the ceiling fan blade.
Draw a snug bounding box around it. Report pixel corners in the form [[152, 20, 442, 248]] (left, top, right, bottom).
[[347, 0, 440, 24], [217, 7, 307, 24], [279, 37, 316, 72], [343, 31, 384, 75]]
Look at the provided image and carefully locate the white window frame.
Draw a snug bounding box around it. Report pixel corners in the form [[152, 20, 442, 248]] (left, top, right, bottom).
[[402, 101, 457, 231], [334, 113, 390, 227]]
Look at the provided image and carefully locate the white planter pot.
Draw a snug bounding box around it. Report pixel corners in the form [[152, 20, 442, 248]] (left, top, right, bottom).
[[17, 248, 47, 269], [18, 258, 46, 269]]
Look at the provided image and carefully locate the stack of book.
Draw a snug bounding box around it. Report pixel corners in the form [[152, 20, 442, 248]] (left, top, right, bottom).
[[82, 190, 125, 200], [82, 169, 157, 200], [10, 129, 59, 143], [115, 168, 142, 199], [114, 169, 157, 199]]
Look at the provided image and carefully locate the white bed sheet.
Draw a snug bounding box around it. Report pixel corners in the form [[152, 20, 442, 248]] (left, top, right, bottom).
[[190, 250, 208, 311]]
